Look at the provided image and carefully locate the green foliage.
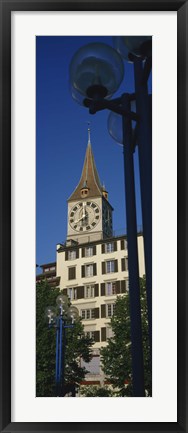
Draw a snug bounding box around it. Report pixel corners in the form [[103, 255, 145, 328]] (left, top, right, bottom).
[[36, 280, 93, 396], [100, 276, 151, 397], [63, 318, 93, 385], [80, 385, 115, 397]]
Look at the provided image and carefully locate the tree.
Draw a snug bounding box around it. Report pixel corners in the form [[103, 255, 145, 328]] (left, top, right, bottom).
[[100, 276, 151, 397], [36, 280, 93, 396]]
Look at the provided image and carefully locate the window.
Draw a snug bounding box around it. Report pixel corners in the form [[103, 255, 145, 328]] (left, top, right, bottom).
[[126, 279, 129, 291], [85, 285, 95, 298], [105, 242, 114, 253], [44, 268, 49, 272], [106, 326, 114, 339], [82, 263, 96, 278], [121, 239, 128, 250], [106, 303, 115, 318], [85, 331, 95, 340], [81, 309, 95, 320], [106, 281, 116, 296], [68, 250, 76, 260], [102, 260, 117, 275], [85, 246, 93, 257], [68, 266, 76, 280], [68, 287, 77, 300], [85, 264, 94, 277], [106, 260, 115, 273]]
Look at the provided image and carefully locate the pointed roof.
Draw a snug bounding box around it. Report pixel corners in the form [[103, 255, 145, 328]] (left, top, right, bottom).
[[68, 129, 103, 201]]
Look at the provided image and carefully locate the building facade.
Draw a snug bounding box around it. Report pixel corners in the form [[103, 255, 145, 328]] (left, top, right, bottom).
[[56, 129, 145, 384], [36, 262, 60, 288]]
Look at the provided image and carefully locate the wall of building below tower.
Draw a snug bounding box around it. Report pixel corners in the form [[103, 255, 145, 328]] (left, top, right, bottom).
[[56, 234, 145, 384]]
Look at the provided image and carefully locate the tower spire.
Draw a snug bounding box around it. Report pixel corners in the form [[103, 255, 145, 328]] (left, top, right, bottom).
[[68, 127, 104, 201], [87, 122, 91, 145]]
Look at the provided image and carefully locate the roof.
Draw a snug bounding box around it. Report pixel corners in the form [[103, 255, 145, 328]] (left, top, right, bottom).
[[68, 135, 103, 202]]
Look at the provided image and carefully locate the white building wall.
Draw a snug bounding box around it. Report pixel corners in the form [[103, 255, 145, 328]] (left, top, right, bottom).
[[56, 234, 145, 351]]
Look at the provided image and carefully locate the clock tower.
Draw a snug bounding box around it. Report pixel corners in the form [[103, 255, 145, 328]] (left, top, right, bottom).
[[67, 128, 113, 244]]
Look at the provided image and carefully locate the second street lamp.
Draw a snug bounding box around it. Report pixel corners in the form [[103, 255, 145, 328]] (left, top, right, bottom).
[[46, 295, 79, 397], [69, 40, 151, 396]]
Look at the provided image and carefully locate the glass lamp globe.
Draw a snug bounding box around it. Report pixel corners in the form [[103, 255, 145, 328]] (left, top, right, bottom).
[[45, 306, 56, 324], [56, 294, 68, 306], [108, 101, 136, 145], [113, 37, 133, 62], [56, 294, 69, 314], [108, 111, 123, 145], [68, 306, 79, 323], [69, 83, 84, 106], [114, 36, 152, 59], [69, 42, 124, 100]]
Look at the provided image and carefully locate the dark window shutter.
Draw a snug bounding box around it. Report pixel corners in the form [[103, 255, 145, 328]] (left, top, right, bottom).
[[95, 308, 99, 319], [93, 263, 97, 276], [68, 267, 76, 280], [101, 304, 106, 318], [95, 284, 99, 297], [94, 331, 100, 342], [73, 267, 76, 279], [101, 283, 105, 296], [93, 245, 96, 255], [77, 286, 84, 299], [102, 244, 105, 254], [82, 248, 85, 258], [65, 251, 68, 260], [114, 260, 118, 272], [102, 262, 106, 274], [121, 258, 125, 271], [116, 280, 121, 294], [101, 327, 106, 342], [62, 288, 67, 296], [126, 258, 128, 271], [121, 280, 126, 293], [81, 265, 85, 278], [76, 249, 79, 259], [114, 241, 117, 251], [121, 240, 125, 250]]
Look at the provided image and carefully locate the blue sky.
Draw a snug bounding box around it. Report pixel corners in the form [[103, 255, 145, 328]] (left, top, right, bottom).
[[36, 36, 151, 269]]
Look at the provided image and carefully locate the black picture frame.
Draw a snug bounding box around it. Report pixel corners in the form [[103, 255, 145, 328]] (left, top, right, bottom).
[[0, 1, 187, 432]]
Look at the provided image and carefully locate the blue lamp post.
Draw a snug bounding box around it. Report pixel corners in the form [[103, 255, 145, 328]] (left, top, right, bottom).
[[69, 37, 152, 397], [45, 295, 79, 397]]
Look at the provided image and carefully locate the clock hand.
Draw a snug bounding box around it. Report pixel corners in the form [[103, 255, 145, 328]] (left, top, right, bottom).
[[82, 202, 86, 218], [74, 209, 88, 224], [74, 216, 84, 224]]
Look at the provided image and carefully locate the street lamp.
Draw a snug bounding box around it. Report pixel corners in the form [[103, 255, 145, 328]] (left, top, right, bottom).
[[45, 294, 79, 397], [69, 37, 152, 397], [114, 37, 152, 366]]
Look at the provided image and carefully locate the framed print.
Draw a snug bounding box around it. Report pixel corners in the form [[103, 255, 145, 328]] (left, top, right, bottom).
[[0, 1, 187, 432]]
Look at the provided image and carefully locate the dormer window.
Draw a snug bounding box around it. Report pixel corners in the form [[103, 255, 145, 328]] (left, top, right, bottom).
[[81, 188, 89, 198], [81, 180, 89, 198]]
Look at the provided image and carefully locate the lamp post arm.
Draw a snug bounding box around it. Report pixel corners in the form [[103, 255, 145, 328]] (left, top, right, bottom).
[[84, 96, 139, 121]]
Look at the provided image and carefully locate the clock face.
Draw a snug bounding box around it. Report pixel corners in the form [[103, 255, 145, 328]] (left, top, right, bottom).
[[69, 201, 101, 232]]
